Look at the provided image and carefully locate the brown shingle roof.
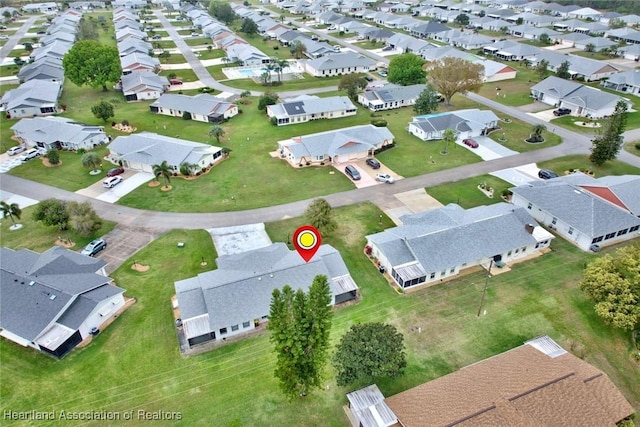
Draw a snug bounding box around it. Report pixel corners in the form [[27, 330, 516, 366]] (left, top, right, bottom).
[[384, 339, 633, 427]]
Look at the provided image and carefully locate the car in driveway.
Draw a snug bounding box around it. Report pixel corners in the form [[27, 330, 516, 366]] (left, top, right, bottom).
[[377, 71, 387, 77], [0, 35, 8, 40], [81, 238, 107, 256], [6, 145, 25, 156], [375, 173, 394, 183], [364, 75, 373, 82], [538, 169, 558, 180], [463, 138, 479, 148], [344, 165, 361, 180], [366, 158, 381, 169], [19, 148, 41, 161], [152, 34, 162, 40], [553, 107, 571, 116], [107, 167, 125, 177], [103, 176, 123, 188]]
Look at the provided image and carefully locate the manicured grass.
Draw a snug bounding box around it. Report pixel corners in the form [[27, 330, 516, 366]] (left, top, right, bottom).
[[158, 53, 186, 65], [184, 37, 212, 47], [539, 154, 640, 176], [353, 40, 385, 49], [571, 50, 612, 61], [624, 140, 640, 157], [238, 34, 295, 60], [489, 118, 562, 153], [0, 205, 117, 252], [477, 65, 540, 107], [155, 39, 176, 49], [221, 74, 342, 92], [1, 206, 638, 425], [549, 115, 604, 134], [205, 63, 227, 80], [0, 64, 20, 77], [427, 174, 512, 209], [7, 48, 28, 57], [158, 68, 199, 82], [195, 48, 225, 60]]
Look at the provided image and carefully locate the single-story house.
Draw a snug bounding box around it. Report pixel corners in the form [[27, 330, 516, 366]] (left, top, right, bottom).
[[225, 44, 270, 67], [68, 1, 106, 10], [267, 95, 357, 125], [366, 203, 554, 290], [107, 132, 224, 173], [531, 76, 632, 118], [304, 52, 376, 77], [39, 31, 75, 46], [278, 124, 394, 166], [21, 2, 58, 13], [117, 38, 152, 57], [174, 243, 359, 348], [617, 44, 640, 61], [601, 69, 640, 96], [0, 247, 126, 359], [112, 0, 146, 9], [483, 40, 542, 61], [150, 93, 238, 123], [30, 40, 73, 62], [347, 336, 634, 426], [529, 51, 620, 81], [510, 173, 640, 251], [358, 83, 426, 111], [16, 60, 64, 84], [119, 71, 169, 101], [408, 109, 500, 141], [1, 80, 62, 119], [120, 52, 160, 75], [11, 116, 109, 151], [115, 27, 146, 43]]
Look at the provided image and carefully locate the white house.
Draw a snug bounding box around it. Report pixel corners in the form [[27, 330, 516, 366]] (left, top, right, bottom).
[[267, 95, 357, 125], [358, 84, 425, 111], [510, 174, 640, 252], [408, 109, 500, 141], [118, 71, 169, 101], [108, 132, 224, 173], [11, 117, 109, 151], [366, 203, 554, 290], [150, 93, 238, 123], [277, 124, 394, 166], [304, 52, 376, 77], [1, 80, 62, 119]]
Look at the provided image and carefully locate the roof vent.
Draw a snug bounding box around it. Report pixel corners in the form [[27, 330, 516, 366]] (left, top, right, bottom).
[[50, 294, 56, 301], [258, 277, 262, 281], [270, 274, 274, 278], [29, 280, 36, 286]]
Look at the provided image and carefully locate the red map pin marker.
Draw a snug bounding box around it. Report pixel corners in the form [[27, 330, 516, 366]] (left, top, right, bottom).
[[293, 225, 322, 263]]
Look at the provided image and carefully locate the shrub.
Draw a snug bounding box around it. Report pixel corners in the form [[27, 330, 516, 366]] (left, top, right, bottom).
[[270, 116, 278, 126], [182, 111, 192, 120], [238, 109, 243, 114], [121, 119, 129, 126], [77, 148, 86, 155], [635, 141, 640, 150], [371, 119, 387, 127], [46, 148, 60, 165]]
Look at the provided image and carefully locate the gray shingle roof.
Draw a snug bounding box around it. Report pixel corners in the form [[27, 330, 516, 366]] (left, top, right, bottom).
[[121, 71, 169, 93], [175, 243, 357, 333], [0, 247, 121, 342], [510, 178, 640, 237], [306, 52, 375, 71], [269, 95, 355, 118], [11, 117, 107, 146], [1, 80, 61, 110], [151, 93, 235, 117], [367, 203, 542, 273]]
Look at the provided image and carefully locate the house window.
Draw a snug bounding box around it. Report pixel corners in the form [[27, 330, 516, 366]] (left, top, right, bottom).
[[440, 270, 446, 277], [515, 249, 519, 253], [568, 227, 574, 235], [629, 225, 639, 233], [507, 250, 512, 256], [527, 202, 532, 210], [314, 155, 324, 161], [243, 321, 250, 328], [220, 327, 228, 335], [449, 267, 455, 274], [430, 272, 435, 279], [592, 236, 603, 243], [605, 232, 616, 240], [617, 228, 628, 236], [551, 217, 557, 225], [231, 324, 239, 332]]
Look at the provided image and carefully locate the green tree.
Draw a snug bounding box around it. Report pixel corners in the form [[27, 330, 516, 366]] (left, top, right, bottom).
[[441, 128, 455, 155], [208, 1, 236, 24], [528, 124, 546, 142], [258, 92, 278, 111], [427, 57, 484, 106], [77, 16, 99, 40], [267, 275, 332, 400], [1, 201, 22, 228], [179, 162, 198, 176], [81, 152, 102, 173], [304, 198, 337, 234], [332, 322, 406, 387], [159, 50, 171, 63], [609, 18, 626, 29], [413, 84, 440, 115], [32, 199, 69, 230], [208, 125, 225, 144], [516, 17, 523, 25], [585, 43, 596, 53], [152, 160, 172, 189], [338, 74, 367, 99], [273, 58, 289, 83], [539, 33, 550, 45], [91, 100, 115, 123], [46, 148, 60, 165], [454, 13, 469, 27], [556, 60, 571, 79], [580, 244, 640, 346], [289, 40, 307, 59], [23, 42, 33, 53], [590, 100, 628, 166], [63, 40, 121, 91], [535, 59, 549, 80], [240, 17, 258, 35], [387, 53, 426, 86], [67, 201, 102, 237]]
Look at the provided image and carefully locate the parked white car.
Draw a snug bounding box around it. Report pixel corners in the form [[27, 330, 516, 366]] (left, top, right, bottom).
[[375, 173, 395, 184], [6, 145, 25, 156], [103, 176, 123, 188], [19, 148, 41, 162]]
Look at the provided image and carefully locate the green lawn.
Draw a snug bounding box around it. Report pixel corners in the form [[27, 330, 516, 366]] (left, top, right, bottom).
[[157, 53, 186, 65], [489, 118, 562, 152], [154, 39, 176, 49], [624, 140, 640, 157], [427, 174, 513, 208], [221, 74, 343, 92], [1, 205, 637, 425], [184, 37, 212, 47], [237, 34, 295, 60], [158, 68, 199, 82], [538, 155, 640, 177], [195, 48, 225, 60], [477, 65, 540, 107], [0, 64, 20, 77]]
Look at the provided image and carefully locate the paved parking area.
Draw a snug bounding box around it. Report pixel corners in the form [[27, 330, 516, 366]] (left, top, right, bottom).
[[207, 223, 272, 256], [490, 163, 542, 186], [335, 162, 378, 188], [528, 109, 557, 123], [0, 190, 38, 209], [75, 171, 154, 203], [97, 225, 164, 275], [457, 136, 518, 161]]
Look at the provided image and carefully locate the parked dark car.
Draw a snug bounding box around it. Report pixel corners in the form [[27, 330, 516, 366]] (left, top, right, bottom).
[[107, 167, 124, 177], [366, 158, 381, 169], [344, 165, 361, 180], [538, 169, 558, 180], [553, 107, 571, 116], [364, 75, 373, 82], [463, 138, 479, 148]]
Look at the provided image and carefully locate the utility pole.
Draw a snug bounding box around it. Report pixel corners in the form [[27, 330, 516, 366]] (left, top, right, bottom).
[[477, 258, 493, 317]]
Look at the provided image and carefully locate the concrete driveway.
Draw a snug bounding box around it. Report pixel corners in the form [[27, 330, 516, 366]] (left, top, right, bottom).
[[490, 163, 542, 186], [457, 136, 518, 161], [335, 162, 378, 188], [75, 170, 154, 203], [528, 109, 557, 123], [96, 225, 165, 275]]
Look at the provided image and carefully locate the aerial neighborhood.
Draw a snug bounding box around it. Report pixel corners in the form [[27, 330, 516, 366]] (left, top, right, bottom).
[[0, 0, 639, 424]]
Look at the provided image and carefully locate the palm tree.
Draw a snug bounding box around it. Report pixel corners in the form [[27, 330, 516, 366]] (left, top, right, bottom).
[[81, 152, 102, 173], [1, 201, 22, 229], [208, 125, 225, 144], [441, 128, 455, 155], [275, 59, 289, 83], [529, 124, 546, 142], [152, 160, 172, 189]]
